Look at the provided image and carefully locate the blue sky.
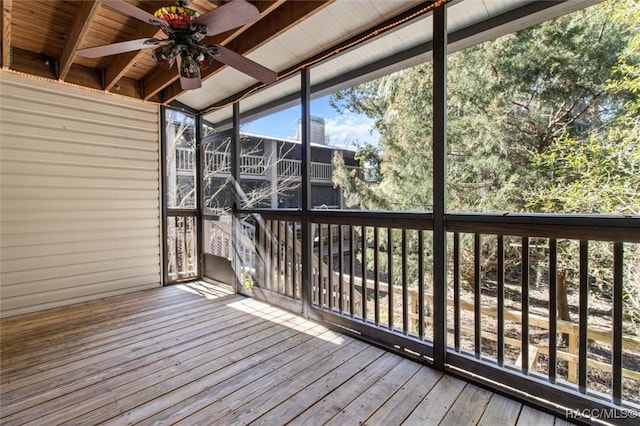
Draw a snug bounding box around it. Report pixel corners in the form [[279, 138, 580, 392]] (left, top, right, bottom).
[[241, 94, 379, 149]]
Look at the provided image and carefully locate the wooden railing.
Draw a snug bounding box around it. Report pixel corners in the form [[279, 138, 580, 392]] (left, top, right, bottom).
[[166, 214, 197, 282], [244, 209, 640, 420]]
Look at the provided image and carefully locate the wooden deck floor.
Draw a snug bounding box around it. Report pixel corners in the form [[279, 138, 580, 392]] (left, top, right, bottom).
[[1, 282, 570, 425]]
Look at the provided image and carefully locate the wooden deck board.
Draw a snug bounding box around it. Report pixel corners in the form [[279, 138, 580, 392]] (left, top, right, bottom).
[[0, 282, 568, 425]]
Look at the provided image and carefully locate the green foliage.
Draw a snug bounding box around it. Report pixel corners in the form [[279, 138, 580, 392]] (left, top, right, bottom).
[[330, 0, 640, 325], [331, 0, 636, 214]]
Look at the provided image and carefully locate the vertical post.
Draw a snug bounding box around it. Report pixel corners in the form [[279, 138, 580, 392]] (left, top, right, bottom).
[[549, 238, 558, 383], [231, 102, 241, 292], [301, 67, 312, 317], [497, 235, 505, 366], [195, 113, 203, 281], [521, 237, 530, 374], [159, 106, 169, 286], [578, 240, 589, 394], [612, 242, 623, 404], [432, 1, 448, 370]]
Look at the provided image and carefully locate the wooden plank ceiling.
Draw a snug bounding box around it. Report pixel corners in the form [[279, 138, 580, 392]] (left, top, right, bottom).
[[0, 0, 331, 104]]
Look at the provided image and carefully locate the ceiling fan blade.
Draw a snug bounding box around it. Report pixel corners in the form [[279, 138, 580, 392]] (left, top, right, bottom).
[[213, 44, 277, 84], [101, 0, 167, 28], [178, 54, 203, 90], [193, 0, 260, 36], [76, 38, 166, 58]]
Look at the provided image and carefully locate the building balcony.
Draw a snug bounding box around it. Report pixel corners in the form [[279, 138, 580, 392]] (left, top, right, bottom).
[[175, 147, 359, 183]]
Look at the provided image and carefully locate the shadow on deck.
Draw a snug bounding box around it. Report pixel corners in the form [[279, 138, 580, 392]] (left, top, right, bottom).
[[0, 282, 570, 425]]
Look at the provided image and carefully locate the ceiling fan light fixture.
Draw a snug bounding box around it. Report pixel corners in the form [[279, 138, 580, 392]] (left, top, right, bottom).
[[179, 54, 200, 79], [152, 44, 179, 69]]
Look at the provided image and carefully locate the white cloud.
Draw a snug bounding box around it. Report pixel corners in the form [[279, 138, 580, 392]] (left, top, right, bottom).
[[325, 111, 379, 149]]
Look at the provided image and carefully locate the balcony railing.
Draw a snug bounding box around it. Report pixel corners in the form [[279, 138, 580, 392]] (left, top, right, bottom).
[[238, 209, 640, 421], [175, 148, 358, 182]]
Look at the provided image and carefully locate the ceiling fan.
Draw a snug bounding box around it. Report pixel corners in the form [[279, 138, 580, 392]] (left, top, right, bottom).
[[76, 0, 277, 90]]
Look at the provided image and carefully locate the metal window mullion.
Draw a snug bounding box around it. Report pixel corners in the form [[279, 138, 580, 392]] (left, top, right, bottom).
[[432, 1, 448, 369], [578, 240, 589, 394], [388, 227, 394, 331], [474, 233, 481, 359], [521, 237, 530, 374], [612, 242, 623, 404], [300, 68, 312, 317], [374, 226, 380, 326], [160, 106, 169, 286], [453, 232, 460, 352], [231, 102, 241, 291], [549, 238, 558, 384], [418, 229, 425, 340], [497, 234, 505, 366], [195, 113, 203, 281], [350, 225, 356, 317], [402, 229, 408, 335], [362, 225, 367, 321]]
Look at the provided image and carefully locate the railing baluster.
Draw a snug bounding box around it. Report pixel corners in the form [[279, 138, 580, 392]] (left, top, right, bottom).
[[549, 238, 557, 384], [579, 240, 589, 394], [362, 225, 367, 321], [339, 224, 344, 313], [328, 224, 334, 311], [612, 242, 623, 404], [418, 229, 425, 340], [374, 226, 380, 326], [402, 229, 408, 335], [453, 232, 460, 352], [284, 221, 290, 297], [388, 227, 394, 331], [521, 236, 530, 375], [272, 220, 278, 293], [497, 234, 505, 366], [265, 220, 272, 291], [318, 223, 325, 307], [276, 220, 282, 293], [292, 222, 298, 298], [350, 225, 356, 317], [474, 233, 481, 359]]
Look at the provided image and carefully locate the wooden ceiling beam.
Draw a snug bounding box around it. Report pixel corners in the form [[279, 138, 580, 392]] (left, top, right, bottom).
[[143, 0, 286, 101], [1, 0, 12, 68], [58, 0, 100, 81], [161, 0, 333, 104]]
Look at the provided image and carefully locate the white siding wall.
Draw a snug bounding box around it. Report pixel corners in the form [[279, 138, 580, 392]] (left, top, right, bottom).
[[0, 72, 162, 317]]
